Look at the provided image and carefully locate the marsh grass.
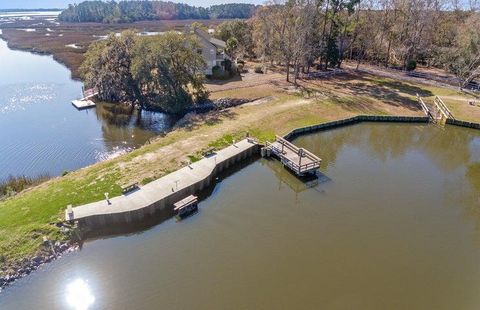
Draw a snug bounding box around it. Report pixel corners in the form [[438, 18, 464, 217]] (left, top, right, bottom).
[[0, 174, 51, 199]]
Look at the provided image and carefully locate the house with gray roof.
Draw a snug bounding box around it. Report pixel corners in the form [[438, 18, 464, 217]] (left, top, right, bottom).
[[193, 28, 227, 75]]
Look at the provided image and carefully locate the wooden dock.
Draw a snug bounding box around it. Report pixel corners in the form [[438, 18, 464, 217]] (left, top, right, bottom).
[[433, 96, 454, 120], [264, 135, 321, 176], [417, 94, 455, 125], [72, 87, 98, 110], [72, 99, 96, 109], [174, 195, 198, 220]]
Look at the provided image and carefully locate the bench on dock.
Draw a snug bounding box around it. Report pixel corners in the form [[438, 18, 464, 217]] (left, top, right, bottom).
[[174, 195, 198, 219], [121, 182, 139, 194]]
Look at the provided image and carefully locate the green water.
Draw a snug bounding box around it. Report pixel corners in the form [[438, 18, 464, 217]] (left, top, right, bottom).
[[0, 123, 479, 309]]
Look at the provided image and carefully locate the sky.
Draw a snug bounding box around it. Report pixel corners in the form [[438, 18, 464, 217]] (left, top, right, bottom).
[[0, 0, 264, 9]]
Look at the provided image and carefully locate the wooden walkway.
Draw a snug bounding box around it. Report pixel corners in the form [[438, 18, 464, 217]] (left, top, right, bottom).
[[82, 88, 98, 100], [416, 94, 455, 125], [433, 96, 454, 120], [265, 136, 321, 176]]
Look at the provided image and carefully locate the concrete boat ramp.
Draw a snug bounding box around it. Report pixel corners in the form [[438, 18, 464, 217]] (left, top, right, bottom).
[[66, 139, 260, 226]]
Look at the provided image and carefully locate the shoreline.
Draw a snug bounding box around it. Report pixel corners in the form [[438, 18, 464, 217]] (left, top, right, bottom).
[[0, 241, 79, 292], [0, 32, 83, 80], [3, 116, 477, 292], [0, 26, 478, 292], [1, 119, 478, 292]]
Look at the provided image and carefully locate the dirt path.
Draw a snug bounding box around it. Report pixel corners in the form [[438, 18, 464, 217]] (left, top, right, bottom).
[[342, 62, 460, 91], [206, 71, 285, 93]]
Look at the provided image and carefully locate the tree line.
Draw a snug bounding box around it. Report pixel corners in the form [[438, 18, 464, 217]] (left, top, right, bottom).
[[213, 0, 479, 86], [59, 1, 258, 23], [81, 0, 480, 115]]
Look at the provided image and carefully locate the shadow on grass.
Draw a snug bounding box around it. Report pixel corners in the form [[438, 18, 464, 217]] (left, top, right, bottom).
[[301, 72, 434, 112], [204, 74, 243, 86], [177, 109, 238, 131]]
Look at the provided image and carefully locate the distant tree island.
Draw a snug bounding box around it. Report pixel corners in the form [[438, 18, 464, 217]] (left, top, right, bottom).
[[59, 1, 258, 23]]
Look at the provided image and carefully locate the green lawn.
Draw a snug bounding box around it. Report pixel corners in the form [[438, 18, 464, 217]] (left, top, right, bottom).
[[0, 163, 121, 264]]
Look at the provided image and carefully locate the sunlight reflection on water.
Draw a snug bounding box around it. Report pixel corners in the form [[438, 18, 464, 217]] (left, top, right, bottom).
[[0, 83, 55, 113], [95, 145, 134, 161], [66, 279, 95, 310]]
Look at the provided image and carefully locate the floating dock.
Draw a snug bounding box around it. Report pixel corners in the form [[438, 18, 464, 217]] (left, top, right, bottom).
[[72, 99, 96, 109], [264, 135, 321, 176], [72, 87, 98, 110]]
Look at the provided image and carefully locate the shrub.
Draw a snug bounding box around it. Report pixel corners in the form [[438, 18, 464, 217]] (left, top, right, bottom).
[[254, 65, 263, 73], [237, 63, 245, 73], [212, 65, 223, 79], [223, 59, 237, 76], [236, 59, 245, 65], [406, 59, 417, 71], [141, 177, 154, 185], [187, 154, 201, 163], [212, 62, 238, 80]]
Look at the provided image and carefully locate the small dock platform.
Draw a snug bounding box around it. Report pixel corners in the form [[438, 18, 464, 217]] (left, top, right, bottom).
[[264, 135, 321, 176], [72, 87, 98, 110], [174, 195, 198, 220], [72, 99, 96, 109]]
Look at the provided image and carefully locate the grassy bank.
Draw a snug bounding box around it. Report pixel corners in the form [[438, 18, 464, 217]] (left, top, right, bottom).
[[0, 71, 478, 274], [0, 174, 51, 200]]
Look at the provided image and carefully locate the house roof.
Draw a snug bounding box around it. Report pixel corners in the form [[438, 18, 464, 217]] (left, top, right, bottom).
[[194, 28, 226, 49]]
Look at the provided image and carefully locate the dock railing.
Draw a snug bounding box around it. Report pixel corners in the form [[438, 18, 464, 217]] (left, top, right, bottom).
[[81, 87, 98, 100], [434, 96, 454, 120], [416, 93, 431, 118], [266, 136, 321, 175]]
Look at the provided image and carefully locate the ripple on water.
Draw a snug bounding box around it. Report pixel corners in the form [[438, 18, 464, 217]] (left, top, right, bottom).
[[0, 83, 56, 114]]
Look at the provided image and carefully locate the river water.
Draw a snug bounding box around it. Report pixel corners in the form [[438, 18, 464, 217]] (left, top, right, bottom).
[[0, 123, 479, 309], [0, 37, 175, 180]]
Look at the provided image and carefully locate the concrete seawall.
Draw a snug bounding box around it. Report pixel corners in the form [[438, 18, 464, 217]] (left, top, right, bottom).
[[283, 115, 430, 140], [446, 119, 480, 130], [69, 139, 260, 226], [69, 114, 466, 228]]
